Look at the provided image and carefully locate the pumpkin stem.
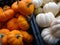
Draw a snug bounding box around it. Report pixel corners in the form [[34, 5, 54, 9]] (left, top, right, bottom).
[[27, 3, 32, 7], [17, 0, 20, 4], [16, 34, 22, 39], [0, 34, 4, 38]]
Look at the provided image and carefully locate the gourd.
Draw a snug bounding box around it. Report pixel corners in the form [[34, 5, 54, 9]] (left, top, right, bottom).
[[0, 29, 10, 45], [34, 7, 43, 15], [32, 0, 43, 8], [41, 28, 60, 44], [18, 1, 34, 16], [51, 18, 60, 26], [20, 31, 33, 43], [43, 2, 59, 16], [0, 6, 14, 22], [17, 15, 30, 30], [7, 30, 23, 45], [36, 12, 55, 27], [50, 24, 60, 38], [11, 1, 19, 12], [7, 18, 19, 31]]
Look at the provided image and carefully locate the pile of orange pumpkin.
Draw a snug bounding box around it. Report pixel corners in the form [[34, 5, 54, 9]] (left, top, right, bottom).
[[0, 0, 34, 45]]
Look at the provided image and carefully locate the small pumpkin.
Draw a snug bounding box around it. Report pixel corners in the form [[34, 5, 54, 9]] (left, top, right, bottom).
[[18, 1, 34, 16], [17, 15, 30, 30], [51, 18, 60, 26], [36, 12, 55, 27], [20, 31, 33, 43], [7, 18, 19, 31], [43, 2, 59, 16], [51, 24, 60, 38], [7, 30, 23, 45], [41, 28, 60, 44], [0, 7, 14, 22], [11, 1, 19, 12], [11, 0, 32, 13], [0, 29, 10, 45]]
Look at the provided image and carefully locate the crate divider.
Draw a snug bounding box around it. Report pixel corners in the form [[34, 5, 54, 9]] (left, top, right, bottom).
[[31, 14, 44, 45], [27, 16, 41, 45]]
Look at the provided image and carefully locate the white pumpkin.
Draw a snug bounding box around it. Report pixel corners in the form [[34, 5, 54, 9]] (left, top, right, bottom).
[[36, 12, 55, 27], [43, 2, 59, 16], [51, 24, 60, 38], [34, 7, 43, 15], [41, 28, 60, 44], [57, 2, 60, 11], [32, 0, 43, 8], [51, 16, 60, 26]]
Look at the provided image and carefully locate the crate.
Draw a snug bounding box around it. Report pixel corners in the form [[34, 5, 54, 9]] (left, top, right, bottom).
[[32, 14, 60, 45]]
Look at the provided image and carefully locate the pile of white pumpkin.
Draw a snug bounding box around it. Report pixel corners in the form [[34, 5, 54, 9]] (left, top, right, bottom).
[[32, 0, 60, 44]]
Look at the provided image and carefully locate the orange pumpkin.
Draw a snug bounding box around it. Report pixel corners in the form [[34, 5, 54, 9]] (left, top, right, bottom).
[[18, 1, 34, 16], [0, 29, 10, 45], [11, 1, 19, 13], [7, 30, 23, 45], [7, 18, 19, 31], [20, 31, 33, 43], [0, 7, 14, 22], [17, 15, 30, 30]]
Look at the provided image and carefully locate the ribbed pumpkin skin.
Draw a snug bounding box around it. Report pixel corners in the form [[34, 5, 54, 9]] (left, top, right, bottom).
[[20, 31, 33, 43], [0, 29, 10, 45], [11, 2, 19, 13], [18, 1, 34, 16], [36, 12, 55, 27], [7, 18, 19, 30], [7, 30, 24, 45], [17, 15, 30, 30], [0, 7, 14, 22]]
